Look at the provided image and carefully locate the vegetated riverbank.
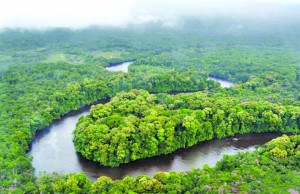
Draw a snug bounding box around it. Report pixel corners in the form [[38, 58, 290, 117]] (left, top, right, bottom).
[[29, 99, 282, 179], [37, 134, 300, 193], [29, 61, 235, 179], [105, 61, 235, 89], [73, 89, 300, 167], [1, 24, 300, 193]]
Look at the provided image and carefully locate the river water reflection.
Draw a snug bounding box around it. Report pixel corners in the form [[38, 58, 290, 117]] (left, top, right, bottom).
[[208, 76, 234, 88], [105, 61, 133, 73], [29, 101, 280, 180], [29, 62, 278, 180]]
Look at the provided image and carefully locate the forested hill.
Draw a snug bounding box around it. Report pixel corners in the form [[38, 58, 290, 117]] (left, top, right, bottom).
[[0, 18, 300, 192]]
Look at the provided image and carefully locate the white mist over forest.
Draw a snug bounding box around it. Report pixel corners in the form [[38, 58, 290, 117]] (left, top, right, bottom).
[[1, 0, 300, 29]]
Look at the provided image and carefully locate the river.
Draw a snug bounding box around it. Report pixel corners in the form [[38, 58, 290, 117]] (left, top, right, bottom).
[[105, 61, 133, 73], [105, 61, 234, 88], [208, 76, 234, 88], [29, 61, 278, 180], [29, 111, 281, 180]]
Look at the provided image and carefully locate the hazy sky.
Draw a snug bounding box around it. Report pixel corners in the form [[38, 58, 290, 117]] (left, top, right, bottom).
[[0, 0, 299, 29]]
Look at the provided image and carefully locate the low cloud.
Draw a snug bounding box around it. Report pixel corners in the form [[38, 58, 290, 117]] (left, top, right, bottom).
[[0, 0, 299, 29]]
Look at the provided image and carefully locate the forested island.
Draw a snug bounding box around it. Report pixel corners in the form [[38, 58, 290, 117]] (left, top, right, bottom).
[[0, 17, 300, 193]]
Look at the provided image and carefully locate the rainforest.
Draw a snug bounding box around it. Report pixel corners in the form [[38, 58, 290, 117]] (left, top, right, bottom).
[[0, 13, 300, 194]]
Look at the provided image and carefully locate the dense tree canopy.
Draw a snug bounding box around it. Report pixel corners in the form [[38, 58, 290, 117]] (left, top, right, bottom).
[[0, 18, 300, 192], [73, 90, 300, 167], [39, 135, 300, 193]]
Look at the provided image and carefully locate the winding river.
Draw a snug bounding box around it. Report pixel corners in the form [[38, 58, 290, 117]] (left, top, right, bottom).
[[29, 62, 280, 180]]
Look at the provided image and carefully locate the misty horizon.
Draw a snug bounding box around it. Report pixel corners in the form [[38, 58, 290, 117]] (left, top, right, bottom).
[[1, 0, 300, 30]]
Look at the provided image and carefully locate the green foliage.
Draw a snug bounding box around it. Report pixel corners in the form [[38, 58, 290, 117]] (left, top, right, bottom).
[[37, 173, 91, 194], [74, 90, 300, 167], [37, 135, 300, 193], [0, 37, 210, 191], [0, 22, 300, 193]]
